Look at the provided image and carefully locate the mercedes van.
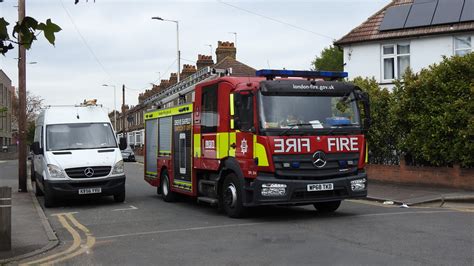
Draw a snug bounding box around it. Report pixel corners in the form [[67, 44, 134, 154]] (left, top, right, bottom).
[[31, 101, 127, 207]]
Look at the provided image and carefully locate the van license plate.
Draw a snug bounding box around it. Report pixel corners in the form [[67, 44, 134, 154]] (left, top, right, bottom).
[[78, 188, 102, 195], [307, 183, 334, 192]]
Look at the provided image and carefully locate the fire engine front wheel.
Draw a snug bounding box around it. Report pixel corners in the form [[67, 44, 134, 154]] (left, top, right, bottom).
[[313, 200, 341, 213], [161, 170, 177, 202], [221, 173, 247, 218]]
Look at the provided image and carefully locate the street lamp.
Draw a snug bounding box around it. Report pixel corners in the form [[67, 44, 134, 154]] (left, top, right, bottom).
[[151, 16, 180, 82], [102, 84, 117, 130]]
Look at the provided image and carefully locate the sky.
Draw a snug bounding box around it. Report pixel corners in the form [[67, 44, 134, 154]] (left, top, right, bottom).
[[0, 0, 390, 112]]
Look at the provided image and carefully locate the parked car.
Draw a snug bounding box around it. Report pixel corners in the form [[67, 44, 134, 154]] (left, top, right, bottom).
[[121, 146, 135, 162]]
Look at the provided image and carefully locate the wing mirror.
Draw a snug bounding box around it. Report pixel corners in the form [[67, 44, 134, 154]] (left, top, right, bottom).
[[119, 137, 127, 150], [31, 142, 43, 155]]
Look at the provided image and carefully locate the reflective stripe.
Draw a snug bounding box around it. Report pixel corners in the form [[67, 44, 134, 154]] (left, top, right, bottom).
[[365, 142, 369, 163], [230, 94, 235, 116], [194, 134, 201, 157], [144, 103, 193, 120], [254, 136, 269, 167], [216, 133, 229, 159], [229, 132, 236, 157], [230, 119, 234, 129]]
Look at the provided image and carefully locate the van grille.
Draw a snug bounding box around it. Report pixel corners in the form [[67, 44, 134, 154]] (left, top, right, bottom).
[[65, 166, 111, 178]]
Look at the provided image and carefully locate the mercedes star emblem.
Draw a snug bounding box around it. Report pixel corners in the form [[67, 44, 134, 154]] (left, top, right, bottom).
[[312, 151, 327, 168], [84, 167, 94, 177]]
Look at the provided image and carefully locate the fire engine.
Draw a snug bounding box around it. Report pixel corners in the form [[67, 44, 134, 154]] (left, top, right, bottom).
[[143, 67, 371, 218]]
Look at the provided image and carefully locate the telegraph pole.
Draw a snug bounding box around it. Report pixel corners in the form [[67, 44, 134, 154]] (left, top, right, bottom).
[[18, 0, 27, 192]]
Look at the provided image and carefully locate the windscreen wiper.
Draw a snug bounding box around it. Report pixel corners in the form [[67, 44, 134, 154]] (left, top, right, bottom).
[[326, 124, 358, 135], [279, 123, 314, 136]]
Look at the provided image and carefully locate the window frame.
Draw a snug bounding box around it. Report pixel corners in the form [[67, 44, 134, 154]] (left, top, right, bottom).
[[381, 43, 411, 83], [200, 84, 219, 134], [454, 35, 472, 56]]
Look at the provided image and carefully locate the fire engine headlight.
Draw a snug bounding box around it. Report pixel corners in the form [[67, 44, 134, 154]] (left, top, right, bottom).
[[350, 178, 366, 191], [47, 164, 65, 178], [112, 160, 124, 175], [261, 183, 287, 197]]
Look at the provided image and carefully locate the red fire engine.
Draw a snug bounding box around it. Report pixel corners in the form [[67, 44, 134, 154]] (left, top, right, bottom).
[[144, 68, 370, 218]]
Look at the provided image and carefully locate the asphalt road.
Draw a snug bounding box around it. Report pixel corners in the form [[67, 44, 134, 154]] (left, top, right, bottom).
[[25, 162, 474, 265]]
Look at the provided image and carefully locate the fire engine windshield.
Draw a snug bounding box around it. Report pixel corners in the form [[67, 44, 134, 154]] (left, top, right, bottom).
[[258, 93, 361, 133], [46, 123, 117, 151]]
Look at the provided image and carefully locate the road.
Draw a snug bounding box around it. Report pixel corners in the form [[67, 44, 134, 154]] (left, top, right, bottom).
[[22, 162, 474, 265]]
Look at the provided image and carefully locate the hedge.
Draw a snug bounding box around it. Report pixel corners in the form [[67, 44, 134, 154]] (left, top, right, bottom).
[[353, 53, 474, 167]]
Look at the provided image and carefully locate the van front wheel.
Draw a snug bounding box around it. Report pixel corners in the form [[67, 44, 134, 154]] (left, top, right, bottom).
[[114, 188, 126, 203], [43, 189, 56, 208]]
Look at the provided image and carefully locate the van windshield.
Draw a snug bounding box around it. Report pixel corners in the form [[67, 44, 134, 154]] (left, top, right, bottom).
[[46, 123, 117, 151]]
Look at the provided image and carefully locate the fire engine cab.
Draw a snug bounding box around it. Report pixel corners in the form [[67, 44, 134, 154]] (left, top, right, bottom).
[[144, 69, 370, 218]]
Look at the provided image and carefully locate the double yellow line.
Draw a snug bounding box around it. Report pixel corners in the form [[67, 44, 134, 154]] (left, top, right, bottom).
[[21, 212, 96, 265]]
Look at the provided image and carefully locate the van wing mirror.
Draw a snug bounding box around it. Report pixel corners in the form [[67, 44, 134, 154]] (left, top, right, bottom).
[[119, 137, 127, 150], [31, 142, 43, 155]]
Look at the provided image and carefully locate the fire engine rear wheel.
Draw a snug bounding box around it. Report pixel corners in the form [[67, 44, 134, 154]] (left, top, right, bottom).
[[221, 173, 247, 218], [161, 170, 177, 202], [313, 200, 341, 213]]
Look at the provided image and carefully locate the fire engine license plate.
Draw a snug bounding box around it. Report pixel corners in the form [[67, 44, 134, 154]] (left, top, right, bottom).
[[78, 188, 102, 195], [307, 183, 334, 192]]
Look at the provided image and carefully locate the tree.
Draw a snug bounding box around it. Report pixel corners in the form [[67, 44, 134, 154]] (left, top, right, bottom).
[[0, 0, 93, 55], [0, 17, 61, 55], [311, 45, 344, 72], [11, 90, 44, 144]]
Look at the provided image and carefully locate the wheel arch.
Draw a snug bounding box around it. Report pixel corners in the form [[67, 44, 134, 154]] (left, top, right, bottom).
[[217, 157, 244, 198]]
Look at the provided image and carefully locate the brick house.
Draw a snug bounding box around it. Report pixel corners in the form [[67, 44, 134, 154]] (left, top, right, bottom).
[[335, 0, 474, 89], [116, 41, 255, 154], [0, 69, 14, 148]]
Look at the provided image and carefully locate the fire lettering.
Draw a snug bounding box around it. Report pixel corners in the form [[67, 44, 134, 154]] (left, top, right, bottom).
[[328, 137, 359, 152], [274, 138, 311, 153]]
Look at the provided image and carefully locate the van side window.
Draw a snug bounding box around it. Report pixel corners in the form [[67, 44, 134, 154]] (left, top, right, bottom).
[[201, 84, 218, 133]]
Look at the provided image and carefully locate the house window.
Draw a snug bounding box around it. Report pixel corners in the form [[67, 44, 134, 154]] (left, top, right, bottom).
[[382, 44, 410, 81], [454, 36, 472, 56]]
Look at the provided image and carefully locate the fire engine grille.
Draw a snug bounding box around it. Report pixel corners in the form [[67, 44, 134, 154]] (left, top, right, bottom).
[[65, 166, 112, 178], [272, 153, 359, 180]]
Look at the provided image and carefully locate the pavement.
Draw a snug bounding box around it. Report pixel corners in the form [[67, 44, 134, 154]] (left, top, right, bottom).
[[0, 160, 58, 264], [0, 157, 473, 263]]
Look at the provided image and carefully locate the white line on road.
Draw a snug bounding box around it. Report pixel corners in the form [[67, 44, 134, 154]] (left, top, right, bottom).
[[112, 205, 138, 212], [356, 210, 458, 218], [96, 222, 264, 240]]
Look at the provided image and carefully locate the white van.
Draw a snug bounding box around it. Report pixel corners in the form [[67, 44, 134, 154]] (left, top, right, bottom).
[[31, 102, 127, 207]]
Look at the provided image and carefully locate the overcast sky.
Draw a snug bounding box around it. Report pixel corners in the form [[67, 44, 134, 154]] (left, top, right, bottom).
[[0, 0, 389, 111]]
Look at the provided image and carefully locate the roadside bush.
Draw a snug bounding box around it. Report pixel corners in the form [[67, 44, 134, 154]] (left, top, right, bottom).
[[392, 54, 474, 167], [352, 77, 399, 164]]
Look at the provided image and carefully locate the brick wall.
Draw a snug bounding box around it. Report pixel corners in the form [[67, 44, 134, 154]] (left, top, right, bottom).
[[367, 160, 474, 190]]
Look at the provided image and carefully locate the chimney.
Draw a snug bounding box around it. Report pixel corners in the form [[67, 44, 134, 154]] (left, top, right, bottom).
[[181, 64, 197, 79], [160, 79, 170, 89], [196, 54, 214, 70], [169, 73, 178, 85], [216, 41, 236, 63]]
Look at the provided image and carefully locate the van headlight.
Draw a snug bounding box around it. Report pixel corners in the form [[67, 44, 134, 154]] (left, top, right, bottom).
[[112, 160, 124, 175], [47, 164, 65, 178]]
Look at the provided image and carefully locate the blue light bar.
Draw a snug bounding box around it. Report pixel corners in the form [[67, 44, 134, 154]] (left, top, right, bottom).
[[256, 69, 348, 80]]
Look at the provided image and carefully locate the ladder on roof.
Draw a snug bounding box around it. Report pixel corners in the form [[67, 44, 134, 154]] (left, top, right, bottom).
[[143, 66, 230, 106]]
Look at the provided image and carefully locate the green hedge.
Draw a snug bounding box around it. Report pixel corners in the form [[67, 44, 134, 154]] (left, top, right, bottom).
[[354, 53, 474, 167]]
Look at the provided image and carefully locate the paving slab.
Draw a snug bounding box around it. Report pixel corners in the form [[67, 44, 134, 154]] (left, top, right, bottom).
[[0, 160, 58, 263]]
